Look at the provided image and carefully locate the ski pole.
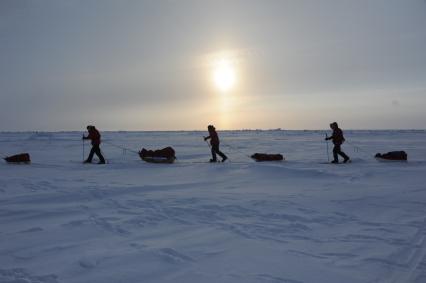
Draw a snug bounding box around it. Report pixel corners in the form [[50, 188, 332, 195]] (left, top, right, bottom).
[[325, 133, 330, 162], [223, 143, 250, 159], [82, 136, 85, 162], [100, 148, 107, 164], [345, 140, 370, 158], [204, 137, 211, 148]]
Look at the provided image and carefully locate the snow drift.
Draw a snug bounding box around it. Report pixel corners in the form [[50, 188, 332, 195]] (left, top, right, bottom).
[[1, 130, 426, 283]]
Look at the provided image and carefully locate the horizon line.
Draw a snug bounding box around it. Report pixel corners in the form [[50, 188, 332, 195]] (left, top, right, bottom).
[[1, 128, 426, 133]]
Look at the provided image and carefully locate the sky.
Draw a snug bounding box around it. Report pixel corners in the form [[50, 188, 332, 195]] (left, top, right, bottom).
[[1, 0, 426, 131]]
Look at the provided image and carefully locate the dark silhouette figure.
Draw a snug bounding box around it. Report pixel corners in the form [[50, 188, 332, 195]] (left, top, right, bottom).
[[204, 125, 228, 162], [325, 122, 350, 163], [83, 125, 106, 164]]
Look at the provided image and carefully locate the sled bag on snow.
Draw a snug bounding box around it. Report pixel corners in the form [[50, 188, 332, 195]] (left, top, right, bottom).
[[375, 151, 407, 161], [139, 147, 176, 163], [4, 153, 31, 163], [251, 153, 284, 162]]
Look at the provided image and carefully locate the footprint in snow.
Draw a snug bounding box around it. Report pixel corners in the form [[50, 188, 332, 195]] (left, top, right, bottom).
[[79, 258, 98, 269], [158, 248, 195, 263], [256, 273, 303, 283], [0, 268, 59, 283], [19, 227, 44, 233]]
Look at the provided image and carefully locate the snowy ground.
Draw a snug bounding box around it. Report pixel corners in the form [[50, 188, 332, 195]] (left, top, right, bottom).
[[1, 130, 426, 283]]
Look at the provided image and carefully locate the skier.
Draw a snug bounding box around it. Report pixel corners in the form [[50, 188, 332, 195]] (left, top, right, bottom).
[[325, 122, 350, 164], [204, 125, 228, 162], [82, 125, 106, 164]]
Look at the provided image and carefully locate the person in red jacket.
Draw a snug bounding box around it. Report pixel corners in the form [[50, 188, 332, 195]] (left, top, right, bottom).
[[82, 125, 106, 164], [204, 125, 227, 162], [325, 122, 350, 163]]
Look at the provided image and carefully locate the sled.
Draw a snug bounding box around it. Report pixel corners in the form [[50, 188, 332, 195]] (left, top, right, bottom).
[[251, 153, 284, 162], [4, 153, 31, 164], [139, 147, 176, 164], [375, 151, 407, 162], [140, 156, 176, 164]]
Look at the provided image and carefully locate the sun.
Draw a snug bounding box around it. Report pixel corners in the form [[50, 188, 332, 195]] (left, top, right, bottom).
[[213, 59, 236, 92]]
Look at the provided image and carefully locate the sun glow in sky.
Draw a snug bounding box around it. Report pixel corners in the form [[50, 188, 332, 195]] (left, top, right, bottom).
[[1, 1, 426, 131], [213, 58, 236, 92]]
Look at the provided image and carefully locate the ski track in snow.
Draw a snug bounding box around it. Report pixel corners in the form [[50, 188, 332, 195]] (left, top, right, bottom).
[[0, 131, 426, 283]]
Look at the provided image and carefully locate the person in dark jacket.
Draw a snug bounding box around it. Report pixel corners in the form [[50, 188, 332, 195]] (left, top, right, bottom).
[[83, 125, 106, 164], [204, 125, 228, 162], [325, 122, 350, 163]]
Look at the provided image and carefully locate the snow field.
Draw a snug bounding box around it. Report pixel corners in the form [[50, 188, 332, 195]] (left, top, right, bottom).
[[1, 131, 426, 283]]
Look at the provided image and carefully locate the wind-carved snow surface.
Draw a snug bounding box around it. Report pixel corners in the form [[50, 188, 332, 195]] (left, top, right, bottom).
[[0, 130, 426, 283]]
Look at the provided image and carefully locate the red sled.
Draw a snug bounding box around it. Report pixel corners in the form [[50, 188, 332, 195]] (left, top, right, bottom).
[[251, 153, 284, 162], [4, 153, 31, 164]]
